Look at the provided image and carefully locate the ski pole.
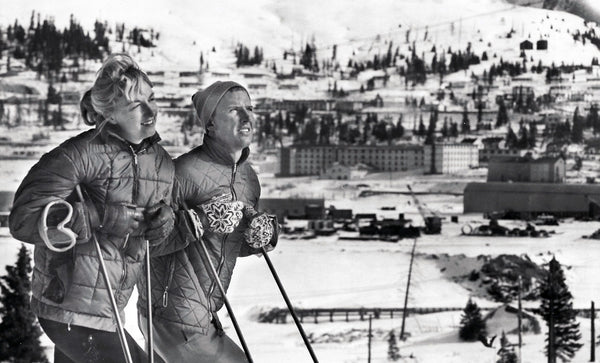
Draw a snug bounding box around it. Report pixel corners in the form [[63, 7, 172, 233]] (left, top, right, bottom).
[[145, 239, 154, 363], [76, 186, 133, 363], [183, 208, 254, 363], [260, 248, 319, 363], [242, 204, 318, 362]]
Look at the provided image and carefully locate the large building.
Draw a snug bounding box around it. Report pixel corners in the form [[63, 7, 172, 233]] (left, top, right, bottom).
[[258, 198, 325, 221], [424, 143, 479, 174], [487, 156, 565, 183], [279, 144, 425, 176], [464, 182, 600, 218]]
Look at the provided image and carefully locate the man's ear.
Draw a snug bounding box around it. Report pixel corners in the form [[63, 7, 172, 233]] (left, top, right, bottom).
[[205, 120, 214, 134]]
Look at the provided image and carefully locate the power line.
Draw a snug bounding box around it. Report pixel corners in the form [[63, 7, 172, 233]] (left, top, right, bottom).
[[261, 0, 545, 63]]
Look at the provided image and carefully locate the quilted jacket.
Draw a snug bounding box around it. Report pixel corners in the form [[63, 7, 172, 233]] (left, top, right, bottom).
[[137, 136, 262, 337], [9, 127, 179, 332]]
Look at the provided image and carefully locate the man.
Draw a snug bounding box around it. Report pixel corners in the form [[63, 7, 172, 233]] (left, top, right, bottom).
[[138, 81, 277, 362]]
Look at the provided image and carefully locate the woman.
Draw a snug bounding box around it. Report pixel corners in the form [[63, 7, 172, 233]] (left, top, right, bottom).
[[9, 54, 178, 362]]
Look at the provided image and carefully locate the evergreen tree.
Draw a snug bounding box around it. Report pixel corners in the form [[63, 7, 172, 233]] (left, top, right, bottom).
[[496, 101, 508, 128], [387, 329, 401, 361], [459, 298, 487, 341], [528, 123, 537, 148], [0, 244, 48, 363], [518, 123, 529, 149], [496, 331, 518, 363], [539, 257, 582, 363], [586, 104, 600, 135], [450, 121, 459, 137], [477, 102, 483, 130], [571, 111, 584, 143], [417, 115, 426, 136], [441, 118, 449, 138], [425, 110, 438, 145], [373, 120, 389, 142], [462, 107, 470, 134]]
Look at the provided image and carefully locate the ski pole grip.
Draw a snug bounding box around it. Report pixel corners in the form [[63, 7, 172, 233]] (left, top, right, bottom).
[[38, 200, 77, 252]]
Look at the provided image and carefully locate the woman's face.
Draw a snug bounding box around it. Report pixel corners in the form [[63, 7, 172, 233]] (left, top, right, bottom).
[[109, 80, 158, 144]]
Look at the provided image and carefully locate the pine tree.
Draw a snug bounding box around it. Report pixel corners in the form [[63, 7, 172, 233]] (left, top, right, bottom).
[[387, 329, 401, 361], [425, 110, 438, 145], [459, 298, 487, 341], [571, 111, 584, 143], [441, 118, 449, 138], [587, 104, 600, 135], [528, 123, 537, 148], [496, 101, 508, 128], [418, 115, 426, 137], [539, 257, 582, 363], [462, 107, 471, 134], [0, 244, 48, 362], [518, 124, 529, 149], [496, 331, 518, 363]]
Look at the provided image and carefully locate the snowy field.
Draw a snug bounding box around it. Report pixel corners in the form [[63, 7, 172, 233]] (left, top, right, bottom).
[[1, 155, 599, 362], [2, 0, 600, 360]]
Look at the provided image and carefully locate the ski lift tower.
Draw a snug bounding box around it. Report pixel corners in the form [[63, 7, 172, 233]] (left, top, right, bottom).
[[407, 184, 442, 234]]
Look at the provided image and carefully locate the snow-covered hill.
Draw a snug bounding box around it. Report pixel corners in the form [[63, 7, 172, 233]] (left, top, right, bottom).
[[3, 0, 600, 72]]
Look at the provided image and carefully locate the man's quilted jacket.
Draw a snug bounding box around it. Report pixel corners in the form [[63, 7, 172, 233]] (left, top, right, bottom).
[[137, 136, 262, 337]]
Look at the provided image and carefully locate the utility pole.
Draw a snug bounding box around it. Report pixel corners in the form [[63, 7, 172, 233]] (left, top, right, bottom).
[[518, 275, 523, 363], [592, 301, 596, 362], [400, 237, 418, 340], [367, 315, 372, 363]]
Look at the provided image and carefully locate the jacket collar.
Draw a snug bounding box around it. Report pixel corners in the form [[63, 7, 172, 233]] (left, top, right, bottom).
[[198, 136, 250, 166], [96, 123, 162, 151]]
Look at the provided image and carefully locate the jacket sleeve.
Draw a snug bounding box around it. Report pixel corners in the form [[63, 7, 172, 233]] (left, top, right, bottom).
[[9, 146, 85, 246], [239, 169, 274, 257]]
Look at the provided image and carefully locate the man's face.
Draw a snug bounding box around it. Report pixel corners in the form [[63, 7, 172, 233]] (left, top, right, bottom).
[[209, 89, 254, 153], [110, 80, 158, 144]]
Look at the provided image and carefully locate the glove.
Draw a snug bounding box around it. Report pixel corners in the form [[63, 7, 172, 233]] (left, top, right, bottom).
[[63, 200, 100, 243], [244, 212, 275, 249], [199, 194, 244, 234], [98, 203, 144, 237], [144, 202, 175, 246]]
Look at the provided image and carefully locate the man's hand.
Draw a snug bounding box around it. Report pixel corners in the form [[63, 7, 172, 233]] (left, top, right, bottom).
[[199, 194, 244, 234], [144, 202, 175, 246], [244, 212, 275, 249]]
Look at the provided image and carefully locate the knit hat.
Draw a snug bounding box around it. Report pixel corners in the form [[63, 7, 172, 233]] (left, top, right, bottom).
[[191, 81, 249, 129]]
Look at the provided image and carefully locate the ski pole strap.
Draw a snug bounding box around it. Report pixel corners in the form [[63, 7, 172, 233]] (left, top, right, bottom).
[[38, 200, 77, 252]]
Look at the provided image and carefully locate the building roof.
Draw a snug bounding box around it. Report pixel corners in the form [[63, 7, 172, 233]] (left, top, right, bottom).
[[489, 156, 561, 164], [288, 144, 423, 151], [465, 182, 600, 195]]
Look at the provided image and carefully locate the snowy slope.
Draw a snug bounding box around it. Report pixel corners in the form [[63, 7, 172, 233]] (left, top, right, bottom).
[[3, 0, 600, 70]]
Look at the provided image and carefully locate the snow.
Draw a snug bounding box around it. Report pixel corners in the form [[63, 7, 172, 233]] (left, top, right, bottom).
[[2, 0, 600, 361], [2, 167, 600, 361]]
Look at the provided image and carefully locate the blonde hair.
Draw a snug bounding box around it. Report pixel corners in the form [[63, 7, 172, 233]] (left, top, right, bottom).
[[79, 89, 104, 126], [90, 53, 152, 119]]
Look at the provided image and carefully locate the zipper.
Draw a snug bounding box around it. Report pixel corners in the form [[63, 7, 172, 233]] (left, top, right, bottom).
[[162, 255, 176, 307], [230, 164, 238, 200], [117, 145, 142, 295], [206, 162, 239, 309], [129, 145, 139, 203]]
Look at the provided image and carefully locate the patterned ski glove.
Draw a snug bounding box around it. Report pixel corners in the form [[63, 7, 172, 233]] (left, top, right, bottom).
[[244, 212, 275, 249], [199, 194, 244, 234]]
